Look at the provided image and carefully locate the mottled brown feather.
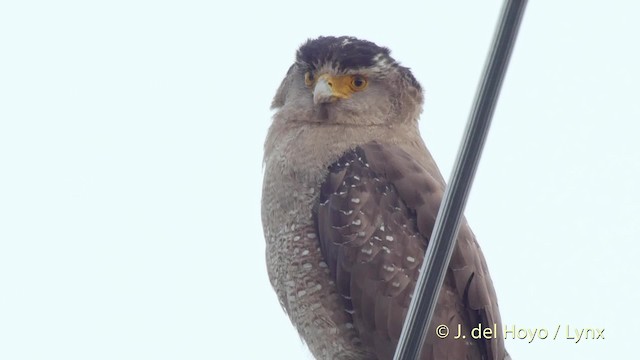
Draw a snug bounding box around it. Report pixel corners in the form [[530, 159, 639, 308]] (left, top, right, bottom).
[[315, 141, 507, 360]]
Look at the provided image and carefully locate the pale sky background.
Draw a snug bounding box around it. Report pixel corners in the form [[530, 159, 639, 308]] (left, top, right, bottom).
[[1, 1, 638, 359]]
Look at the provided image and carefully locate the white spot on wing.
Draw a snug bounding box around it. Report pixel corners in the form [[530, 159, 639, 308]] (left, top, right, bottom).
[[351, 198, 360, 204], [309, 283, 322, 293]]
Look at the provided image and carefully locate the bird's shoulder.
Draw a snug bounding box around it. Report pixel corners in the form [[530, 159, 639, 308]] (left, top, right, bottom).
[[314, 140, 506, 359], [314, 141, 444, 356]]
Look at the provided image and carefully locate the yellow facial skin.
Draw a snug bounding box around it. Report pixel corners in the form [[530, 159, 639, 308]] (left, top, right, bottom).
[[305, 72, 368, 99]]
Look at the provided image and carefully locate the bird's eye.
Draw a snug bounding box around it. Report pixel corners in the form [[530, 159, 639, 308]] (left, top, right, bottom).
[[350, 75, 368, 90], [304, 71, 315, 86]]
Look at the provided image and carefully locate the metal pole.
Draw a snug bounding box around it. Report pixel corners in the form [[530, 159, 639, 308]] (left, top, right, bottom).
[[393, 1, 528, 359]]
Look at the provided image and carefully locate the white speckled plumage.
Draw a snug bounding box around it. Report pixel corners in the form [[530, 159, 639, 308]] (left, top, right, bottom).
[[262, 36, 509, 360]]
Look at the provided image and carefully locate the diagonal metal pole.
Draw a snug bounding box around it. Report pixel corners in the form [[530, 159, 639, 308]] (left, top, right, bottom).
[[393, 1, 528, 359]]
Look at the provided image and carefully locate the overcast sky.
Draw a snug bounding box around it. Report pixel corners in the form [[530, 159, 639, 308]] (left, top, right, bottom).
[[1, 1, 638, 359]]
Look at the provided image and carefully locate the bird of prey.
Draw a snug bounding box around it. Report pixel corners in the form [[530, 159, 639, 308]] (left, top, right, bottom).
[[262, 36, 508, 360]]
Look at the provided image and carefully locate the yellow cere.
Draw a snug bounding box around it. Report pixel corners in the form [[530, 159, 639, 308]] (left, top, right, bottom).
[[305, 72, 368, 99]]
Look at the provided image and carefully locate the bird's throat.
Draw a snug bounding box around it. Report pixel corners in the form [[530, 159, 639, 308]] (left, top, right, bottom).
[[317, 104, 330, 121]]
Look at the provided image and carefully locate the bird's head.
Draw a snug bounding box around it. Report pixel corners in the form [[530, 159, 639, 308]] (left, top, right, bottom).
[[271, 36, 424, 126]]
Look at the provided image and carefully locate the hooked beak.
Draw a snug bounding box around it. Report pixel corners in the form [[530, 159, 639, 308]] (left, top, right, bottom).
[[313, 76, 336, 105], [312, 74, 352, 105]]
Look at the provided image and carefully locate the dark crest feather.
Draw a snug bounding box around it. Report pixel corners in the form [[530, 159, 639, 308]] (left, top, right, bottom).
[[297, 36, 389, 71], [296, 36, 421, 91]]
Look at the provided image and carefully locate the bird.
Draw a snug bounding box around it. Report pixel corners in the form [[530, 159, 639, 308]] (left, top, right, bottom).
[[262, 36, 509, 360]]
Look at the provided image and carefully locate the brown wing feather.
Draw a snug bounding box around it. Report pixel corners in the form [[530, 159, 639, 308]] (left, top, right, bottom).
[[315, 141, 507, 360]]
